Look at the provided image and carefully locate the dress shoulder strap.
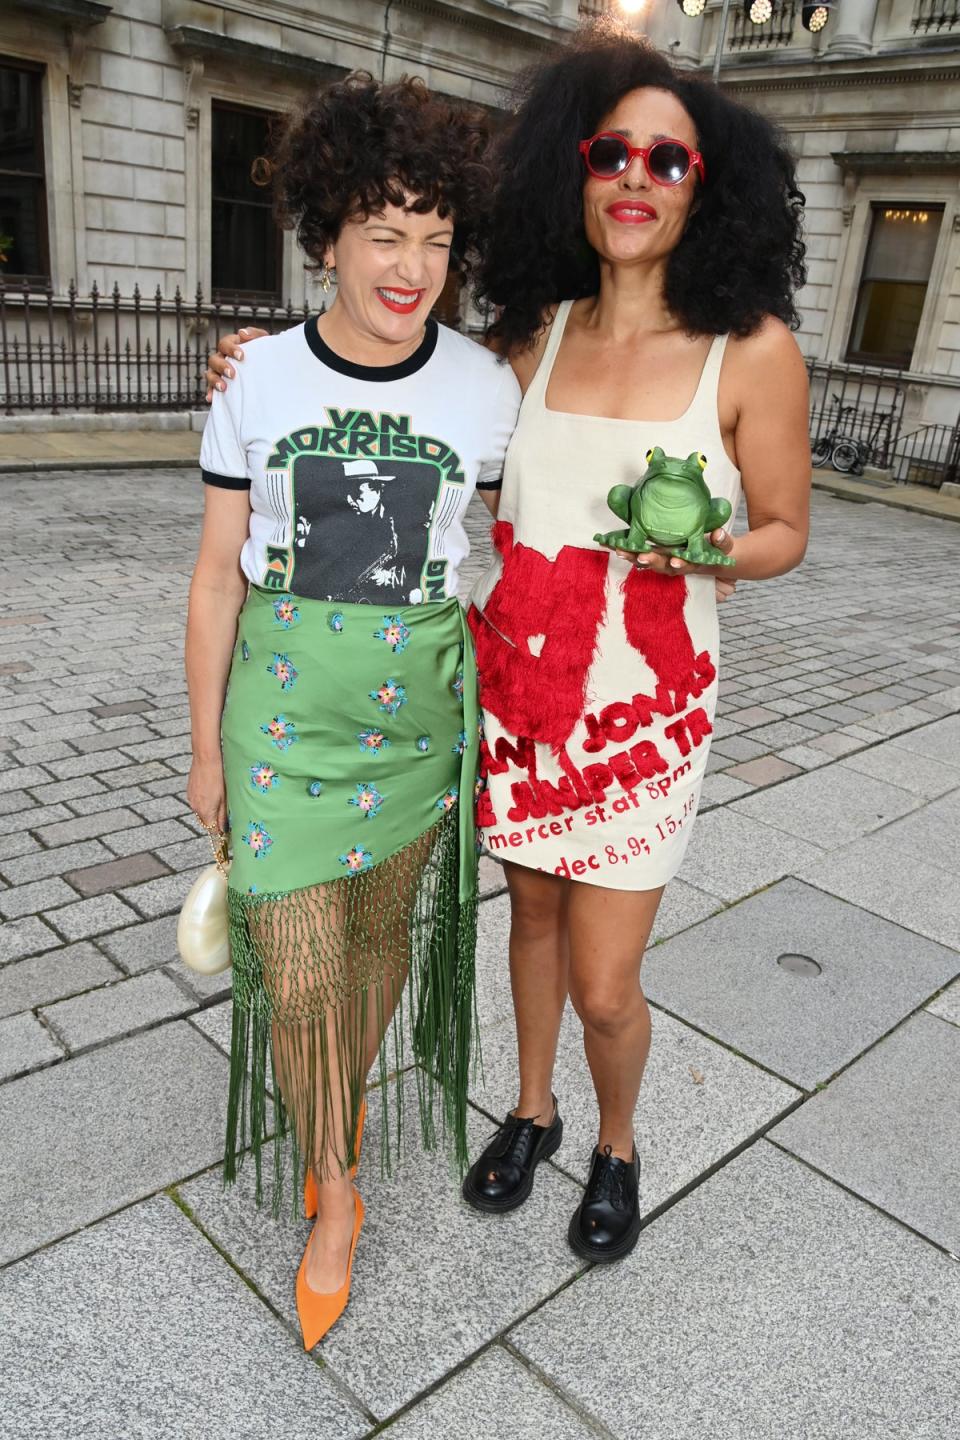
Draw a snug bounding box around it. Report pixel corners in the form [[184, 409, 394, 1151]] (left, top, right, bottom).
[[525, 299, 574, 402], [684, 333, 729, 422]]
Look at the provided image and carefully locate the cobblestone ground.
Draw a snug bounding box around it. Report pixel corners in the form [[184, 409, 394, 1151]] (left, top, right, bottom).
[[2, 471, 960, 1439]]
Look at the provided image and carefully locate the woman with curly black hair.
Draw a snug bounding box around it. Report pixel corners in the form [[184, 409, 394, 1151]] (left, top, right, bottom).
[[187, 73, 519, 1348], [461, 26, 810, 1261]]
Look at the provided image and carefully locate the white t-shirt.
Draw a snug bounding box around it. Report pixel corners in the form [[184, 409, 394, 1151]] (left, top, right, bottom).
[[200, 316, 520, 605]]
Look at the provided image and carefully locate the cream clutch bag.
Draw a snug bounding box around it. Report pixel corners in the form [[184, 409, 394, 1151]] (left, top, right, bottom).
[[177, 822, 231, 976]]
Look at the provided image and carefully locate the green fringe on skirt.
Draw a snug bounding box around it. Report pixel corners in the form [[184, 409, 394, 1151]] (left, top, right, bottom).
[[223, 808, 478, 1217]]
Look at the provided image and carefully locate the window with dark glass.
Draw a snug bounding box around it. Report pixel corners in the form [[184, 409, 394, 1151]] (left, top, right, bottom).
[[0, 58, 48, 284], [211, 101, 281, 302], [847, 204, 943, 369]]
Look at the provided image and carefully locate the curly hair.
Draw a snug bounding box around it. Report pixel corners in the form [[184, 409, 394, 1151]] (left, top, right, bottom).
[[267, 72, 493, 283], [478, 23, 806, 352]]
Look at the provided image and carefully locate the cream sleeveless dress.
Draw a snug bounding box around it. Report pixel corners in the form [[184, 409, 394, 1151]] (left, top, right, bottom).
[[468, 299, 742, 891]]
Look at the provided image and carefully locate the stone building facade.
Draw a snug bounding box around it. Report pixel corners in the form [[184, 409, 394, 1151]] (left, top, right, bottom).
[[0, 0, 583, 321], [2, 0, 960, 459], [644, 0, 960, 439]]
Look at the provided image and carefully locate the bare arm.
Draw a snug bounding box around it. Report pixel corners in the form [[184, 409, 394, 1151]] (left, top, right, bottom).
[[651, 319, 810, 584], [185, 488, 251, 831], [716, 319, 810, 581]]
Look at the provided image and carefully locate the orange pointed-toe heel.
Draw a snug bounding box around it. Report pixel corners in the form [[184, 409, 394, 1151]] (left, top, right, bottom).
[[304, 1099, 366, 1219], [296, 1185, 365, 1350]]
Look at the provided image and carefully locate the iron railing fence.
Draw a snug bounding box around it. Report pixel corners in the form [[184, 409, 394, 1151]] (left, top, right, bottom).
[[0, 279, 310, 414], [3, 280, 960, 488], [807, 357, 960, 487], [889, 422, 960, 487], [807, 358, 906, 471]]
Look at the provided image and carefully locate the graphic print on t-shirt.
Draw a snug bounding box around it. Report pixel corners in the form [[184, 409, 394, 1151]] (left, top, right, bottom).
[[263, 407, 465, 604]]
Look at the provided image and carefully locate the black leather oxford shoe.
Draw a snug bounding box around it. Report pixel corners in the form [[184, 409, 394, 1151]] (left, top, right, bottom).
[[462, 1099, 563, 1213], [568, 1144, 641, 1263]]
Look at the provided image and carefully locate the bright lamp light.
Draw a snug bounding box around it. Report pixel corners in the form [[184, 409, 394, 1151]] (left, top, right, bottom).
[[747, 0, 773, 20], [677, 0, 707, 14], [802, 2, 830, 30]]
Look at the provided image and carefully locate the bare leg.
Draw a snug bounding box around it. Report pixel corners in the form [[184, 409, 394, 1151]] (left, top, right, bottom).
[[503, 861, 570, 1123], [566, 882, 664, 1161]]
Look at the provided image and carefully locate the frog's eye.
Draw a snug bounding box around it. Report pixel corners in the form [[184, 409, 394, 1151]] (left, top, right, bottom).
[[697, 452, 707, 469], [645, 448, 655, 463]]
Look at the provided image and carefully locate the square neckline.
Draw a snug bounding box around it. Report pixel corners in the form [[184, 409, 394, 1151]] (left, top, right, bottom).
[[540, 299, 725, 429]]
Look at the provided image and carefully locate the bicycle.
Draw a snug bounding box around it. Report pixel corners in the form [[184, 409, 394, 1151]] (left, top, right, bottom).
[[811, 395, 893, 475]]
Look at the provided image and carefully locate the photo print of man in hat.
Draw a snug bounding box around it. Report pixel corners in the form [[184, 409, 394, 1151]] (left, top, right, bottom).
[[290, 452, 440, 605]]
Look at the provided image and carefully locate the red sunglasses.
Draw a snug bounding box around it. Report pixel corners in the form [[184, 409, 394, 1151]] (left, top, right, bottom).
[[579, 132, 706, 187]]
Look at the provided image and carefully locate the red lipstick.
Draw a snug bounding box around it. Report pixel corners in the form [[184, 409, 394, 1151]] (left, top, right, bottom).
[[376, 286, 425, 313], [607, 201, 657, 224]]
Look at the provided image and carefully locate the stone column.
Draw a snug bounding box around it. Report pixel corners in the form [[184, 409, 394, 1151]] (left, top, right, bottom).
[[825, 0, 879, 58]]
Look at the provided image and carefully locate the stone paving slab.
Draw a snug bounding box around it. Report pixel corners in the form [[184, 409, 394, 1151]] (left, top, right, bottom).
[[728, 762, 921, 849], [772, 1012, 960, 1255], [0, 1022, 229, 1266], [511, 1143, 960, 1440], [0, 914, 60, 964], [383, 1346, 600, 1440], [0, 1195, 365, 1440], [927, 977, 960, 1027], [166, 957, 233, 1005], [868, 789, 960, 876], [650, 877, 722, 944], [797, 832, 960, 951], [99, 913, 180, 974], [642, 879, 958, 1088], [838, 740, 960, 799], [675, 807, 824, 902], [0, 942, 120, 1019], [0, 1011, 64, 1081], [472, 1002, 799, 1194], [475, 891, 515, 1034], [39, 969, 194, 1053], [179, 1070, 584, 1420], [890, 712, 960, 765]]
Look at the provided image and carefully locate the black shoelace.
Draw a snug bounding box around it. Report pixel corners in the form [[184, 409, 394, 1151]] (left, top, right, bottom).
[[587, 1145, 628, 1211], [486, 1114, 537, 1162]]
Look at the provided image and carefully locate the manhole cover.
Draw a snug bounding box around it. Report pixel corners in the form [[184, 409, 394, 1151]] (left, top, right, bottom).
[[776, 952, 822, 978]]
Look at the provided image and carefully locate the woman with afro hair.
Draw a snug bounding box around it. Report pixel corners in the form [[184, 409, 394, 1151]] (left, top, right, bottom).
[[188, 72, 520, 1348], [459, 25, 810, 1262]]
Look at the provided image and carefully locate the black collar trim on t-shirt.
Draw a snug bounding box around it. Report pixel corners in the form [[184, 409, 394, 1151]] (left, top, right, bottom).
[[304, 313, 438, 381]]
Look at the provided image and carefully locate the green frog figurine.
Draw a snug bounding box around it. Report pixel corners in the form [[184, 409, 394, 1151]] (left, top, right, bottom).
[[594, 447, 736, 567]]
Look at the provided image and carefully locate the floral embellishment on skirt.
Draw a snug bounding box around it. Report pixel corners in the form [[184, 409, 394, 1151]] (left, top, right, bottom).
[[328, 611, 344, 633], [374, 615, 411, 654], [370, 678, 406, 716], [349, 782, 384, 819], [415, 735, 430, 752], [339, 843, 374, 875], [452, 729, 468, 756], [452, 667, 464, 703], [261, 714, 298, 750], [357, 728, 389, 755], [273, 597, 300, 629], [267, 653, 299, 690], [243, 821, 273, 859], [249, 762, 280, 793], [307, 779, 324, 797], [437, 786, 459, 812]]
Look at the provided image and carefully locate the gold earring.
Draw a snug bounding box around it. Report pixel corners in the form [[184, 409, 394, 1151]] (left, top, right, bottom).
[[320, 264, 333, 293]]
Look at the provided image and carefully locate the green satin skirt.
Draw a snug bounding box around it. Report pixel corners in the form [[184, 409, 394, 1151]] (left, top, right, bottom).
[[220, 586, 480, 1212]]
